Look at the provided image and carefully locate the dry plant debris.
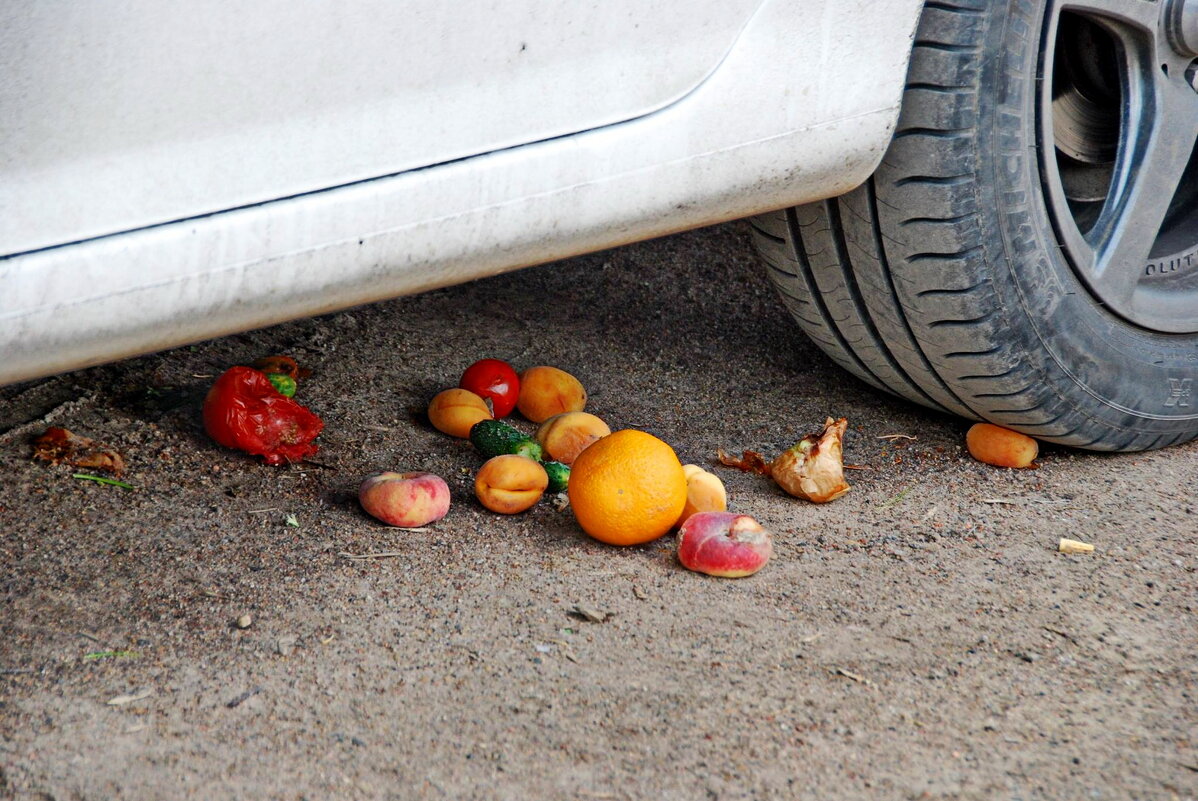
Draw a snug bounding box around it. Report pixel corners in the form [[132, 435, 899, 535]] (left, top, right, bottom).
[[32, 427, 126, 475], [719, 417, 851, 503]]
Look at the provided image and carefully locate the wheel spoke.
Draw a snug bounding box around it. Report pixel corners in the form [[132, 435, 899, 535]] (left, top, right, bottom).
[[1060, 0, 1161, 31], [1085, 61, 1198, 308]]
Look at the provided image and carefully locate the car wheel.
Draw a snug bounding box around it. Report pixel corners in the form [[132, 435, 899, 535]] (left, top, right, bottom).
[[751, 0, 1198, 451]]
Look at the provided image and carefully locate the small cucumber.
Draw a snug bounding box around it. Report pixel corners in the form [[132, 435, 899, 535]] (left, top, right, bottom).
[[469, 419, 543, 461], [543, 461, 570, 493]]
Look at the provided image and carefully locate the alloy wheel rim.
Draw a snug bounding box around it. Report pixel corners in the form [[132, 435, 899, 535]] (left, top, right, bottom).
[[1038, 0, 1198, 333]]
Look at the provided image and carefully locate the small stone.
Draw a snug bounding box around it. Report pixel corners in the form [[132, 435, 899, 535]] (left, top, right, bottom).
[[235, 614, 253, 629], [572, 603, 608, 623], [275, 635, 297, 656]]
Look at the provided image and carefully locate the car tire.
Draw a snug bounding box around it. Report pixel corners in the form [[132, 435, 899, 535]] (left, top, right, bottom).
[[751, 0, 1198, 452]]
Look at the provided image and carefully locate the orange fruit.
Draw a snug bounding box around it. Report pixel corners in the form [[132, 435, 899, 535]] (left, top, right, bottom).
[[567, 429, 687, 546]]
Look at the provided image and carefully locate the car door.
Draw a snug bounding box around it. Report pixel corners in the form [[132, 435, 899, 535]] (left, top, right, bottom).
[[0, 0, 763, 255]]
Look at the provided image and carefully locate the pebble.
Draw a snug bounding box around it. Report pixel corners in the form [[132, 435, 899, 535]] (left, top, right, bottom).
[[235, 614, 253, 629]]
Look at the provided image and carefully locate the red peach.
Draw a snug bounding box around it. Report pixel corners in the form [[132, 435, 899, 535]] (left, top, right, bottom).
[[677, 511, 773, 578], [358, 471, 451, 527]]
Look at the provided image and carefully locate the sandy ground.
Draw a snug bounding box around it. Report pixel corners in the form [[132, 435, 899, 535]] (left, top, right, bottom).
[[1, 222, 1196, 801]]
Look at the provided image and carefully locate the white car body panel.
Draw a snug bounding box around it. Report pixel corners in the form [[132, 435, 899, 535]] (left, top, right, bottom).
[[0, 0, 924, 386], [1, 0, 762, 253]]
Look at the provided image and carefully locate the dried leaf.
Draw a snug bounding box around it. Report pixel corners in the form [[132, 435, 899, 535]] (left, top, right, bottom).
[[33, 427, 126, 476], [716, 448, 772, 475]]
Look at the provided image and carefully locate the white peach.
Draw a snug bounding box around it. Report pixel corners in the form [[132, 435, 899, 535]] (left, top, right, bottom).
[[358, 471, 451, 527], [677, 511, 773, 578]]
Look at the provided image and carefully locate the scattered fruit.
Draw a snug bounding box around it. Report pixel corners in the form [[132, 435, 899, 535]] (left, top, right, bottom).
[[428, 388, 492, 438], [966, 423, 1039, 468], [358, 471, 451, 527], [543, 460, 571, 493], [32, 427, 127, 475], [469, 419, 543, 461], [535, 411, 611, 465], [517, 366, 587, 423], [459, 358, 521, 418], [567, 429, 687, 546], [1058, 538, 1095, 554], [770, 417, 851, 503], [203, 366, 324, 465], [677, 512, 773, 578], [475, 454, 549, 514], [674, 464, 727, 528]]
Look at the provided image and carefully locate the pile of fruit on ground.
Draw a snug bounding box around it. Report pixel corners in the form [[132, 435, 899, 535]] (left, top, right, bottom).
[[97, 354, 1040, 579]]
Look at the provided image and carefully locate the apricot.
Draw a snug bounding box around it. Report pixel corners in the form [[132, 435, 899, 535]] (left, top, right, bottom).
[[674, 464, 728, 528], [428, 388, 492, 438], [359, 471, 451, 527], [966, 423, 1038, 468], [677, 512, 773, 578], [475, 454, 549, 514], [517, 366, 587, 423], [535, 411, 611, 465]]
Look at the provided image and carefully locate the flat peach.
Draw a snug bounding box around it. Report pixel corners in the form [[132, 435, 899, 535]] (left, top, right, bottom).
[[674, 464, 727, 528], [475, 454, 549, 514], [966, 423, 1038, 468], [535, 411, 611, 465], [428, 388, 492, 438], [359, 471, 451, 527], [677, 512, 773, 578], [517, 366, 586, 423]]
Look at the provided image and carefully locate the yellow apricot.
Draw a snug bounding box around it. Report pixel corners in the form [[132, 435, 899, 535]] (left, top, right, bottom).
[[966, 423, 1038, 468], [428, 388, 492, 438], [475, 454, 548, 514], [517, 366, 586, 423], [535, 411, 611, 465], [674, 464, 728, 528]]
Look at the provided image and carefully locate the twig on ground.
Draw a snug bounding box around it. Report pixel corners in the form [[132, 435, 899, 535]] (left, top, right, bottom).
[[339, 551, 406, 561], [107, 688, 154, 706], [226, 686, 263, 708], [832, 667, 876, 688]]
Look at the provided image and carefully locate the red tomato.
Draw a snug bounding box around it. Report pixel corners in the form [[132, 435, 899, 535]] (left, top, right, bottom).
[[459, 359, 520, 418], [203, 366, 324, 465]]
